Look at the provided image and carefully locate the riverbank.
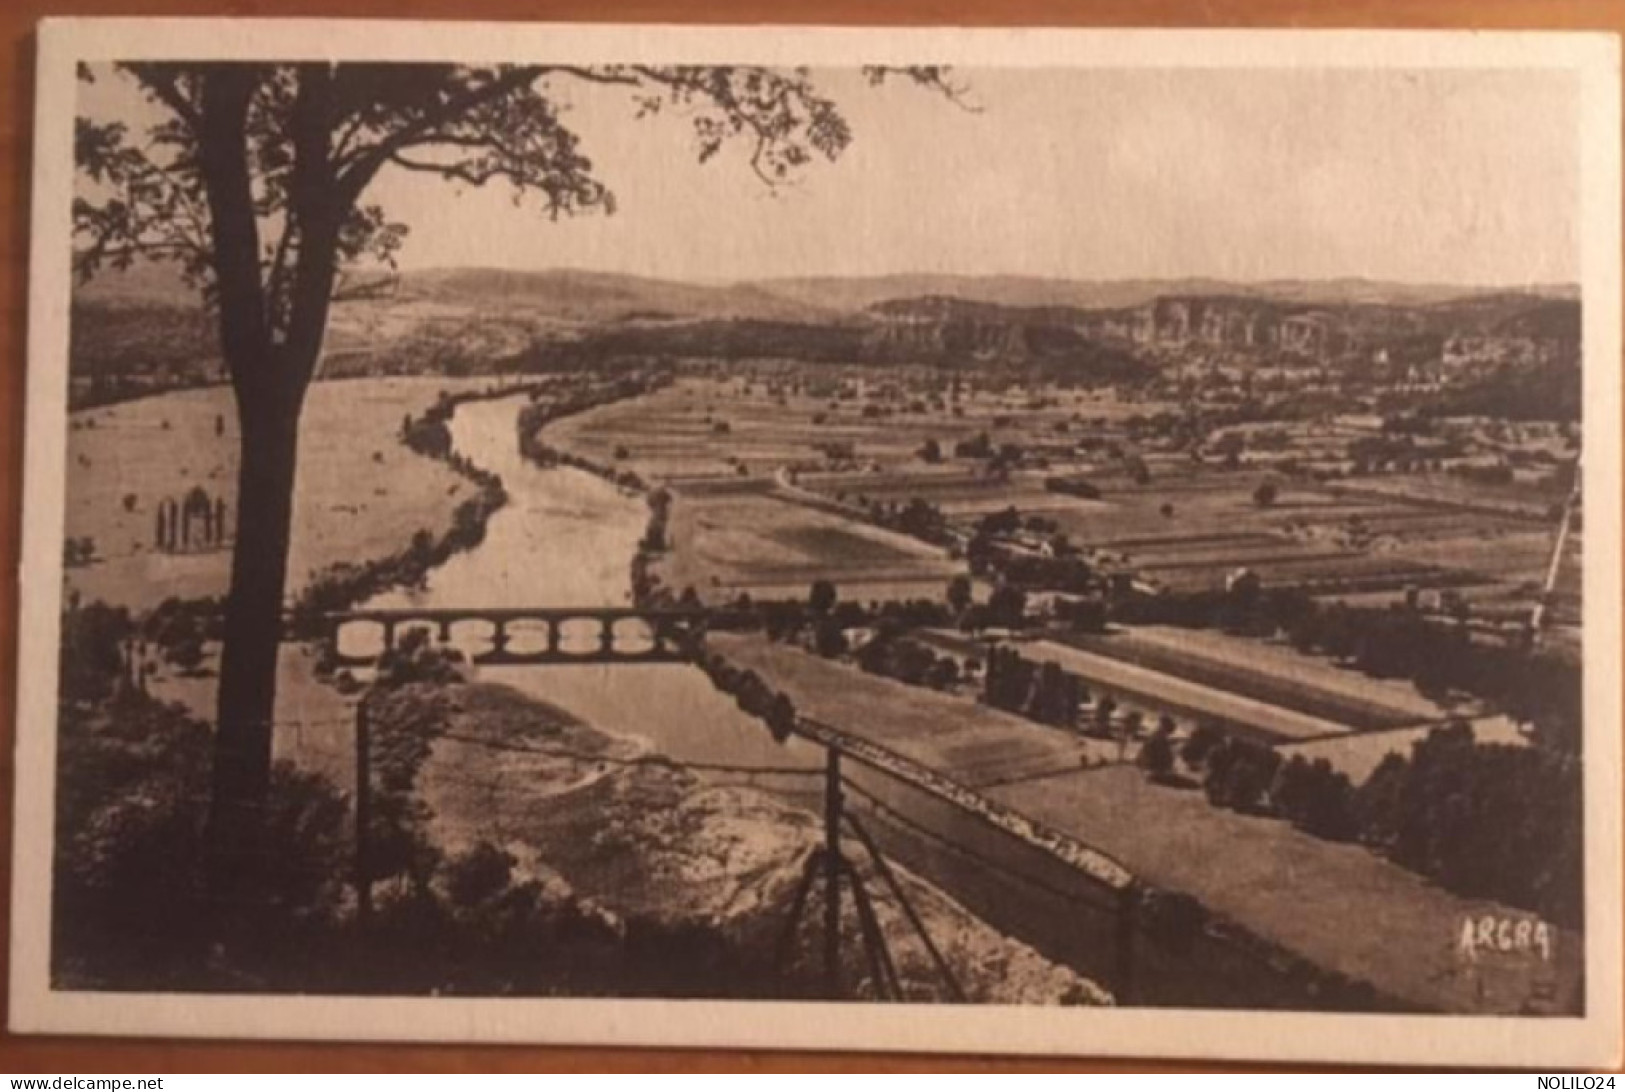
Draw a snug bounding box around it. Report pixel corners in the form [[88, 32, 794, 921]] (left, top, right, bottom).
[[373, 674, 1109, 1004]]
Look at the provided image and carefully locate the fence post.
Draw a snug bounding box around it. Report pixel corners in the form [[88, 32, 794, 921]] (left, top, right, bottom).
[[1115, 880, 1137, 1005], [355, 698, 373, 927], [823, 745, 843, 998]]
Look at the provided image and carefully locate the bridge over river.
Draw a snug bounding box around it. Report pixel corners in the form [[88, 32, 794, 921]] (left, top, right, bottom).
[[329, 605, 710, 666]]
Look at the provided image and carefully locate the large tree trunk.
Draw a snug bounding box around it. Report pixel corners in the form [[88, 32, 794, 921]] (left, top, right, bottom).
[[198, 65, 341, 903], [205, 371, 306, 898]]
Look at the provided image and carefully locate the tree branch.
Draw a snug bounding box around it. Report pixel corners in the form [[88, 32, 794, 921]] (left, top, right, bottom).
[[195, 66, 271, 393], [335, 66, 545, 200], [124, 64, 204, 129]]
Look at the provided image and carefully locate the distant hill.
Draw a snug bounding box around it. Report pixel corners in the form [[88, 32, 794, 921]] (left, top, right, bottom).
[[76, 259, 1577, 319], [69, 261, 1579, 403], [757, 273, 1578, 314], [391, 267, 833, 324]]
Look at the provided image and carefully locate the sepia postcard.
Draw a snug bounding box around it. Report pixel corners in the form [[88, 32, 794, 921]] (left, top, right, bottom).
[[9, 17, 1623, 1067]]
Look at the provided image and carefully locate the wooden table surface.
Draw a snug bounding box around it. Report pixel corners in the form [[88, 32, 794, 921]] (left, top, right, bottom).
[[0, 0, 1619, 1073]]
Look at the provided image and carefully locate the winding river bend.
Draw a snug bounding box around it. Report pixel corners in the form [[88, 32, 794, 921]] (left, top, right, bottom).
[[362, 394, 823, 775]]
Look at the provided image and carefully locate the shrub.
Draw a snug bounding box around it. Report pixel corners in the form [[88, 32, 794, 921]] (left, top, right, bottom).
[[444, 842, 517, 909], [1272, 756, 1357, 841], [812, 617, 848, 659], [53, 689, 349, 988], [1138, 726, 1175, 782], [59, 601, 132, 705], [1179, 719, 1226, 768], [808, 579, 838, 615]]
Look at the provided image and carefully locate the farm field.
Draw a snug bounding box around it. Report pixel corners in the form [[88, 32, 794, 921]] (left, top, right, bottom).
[[1149, 554, 1464, 596], [63, 377, 502, 611], [1064, 625, 1453, 728], [799, 467, 1091, 520], [546, 375, 1175, 482], [1326, 475, 1560, 521], [708, 633, 1114, 784], [656, 490, 961, 604], [1379, 530, 1557, 581], [542, 372, 1571, 615]]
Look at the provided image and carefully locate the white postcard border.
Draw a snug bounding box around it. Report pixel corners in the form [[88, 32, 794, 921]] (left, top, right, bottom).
[[11, 17, 1622, 1068]]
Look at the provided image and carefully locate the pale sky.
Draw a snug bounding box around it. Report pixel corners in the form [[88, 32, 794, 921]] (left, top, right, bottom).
[[80, 65, 1581, 287]]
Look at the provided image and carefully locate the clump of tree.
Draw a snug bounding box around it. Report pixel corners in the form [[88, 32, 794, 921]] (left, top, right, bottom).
[[1052, 596, 1108, 633], [1043, 475, 1101, 500], [1353, 721, 1581, 927], [694, 652, 798, 743], [808, 579, 838, 616], [143, 595, 224, 675], [859, 496, 951, 547], [1201, 735, 1282, 813], [953, 431, 993, 459], [63, 536, 98, 569], [640, 487, 672, 554], [59, 599, 135, 706], [1179, 718, 1227, 768], [1272, 755, 1357, 840], [983, 647, 1083, 728], [985, 583, 1028, 629], [856, 628, 961, 692], [1174, 717, 1580, 927], [1136, 717, 1177, 783]]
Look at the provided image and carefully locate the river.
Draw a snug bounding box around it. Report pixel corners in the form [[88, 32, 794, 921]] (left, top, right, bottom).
[[359, 394, 824, 776]]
